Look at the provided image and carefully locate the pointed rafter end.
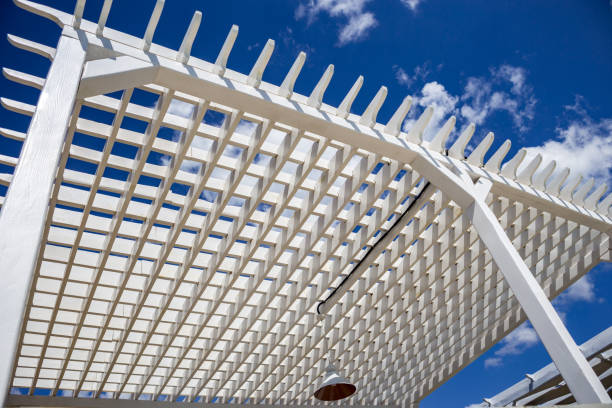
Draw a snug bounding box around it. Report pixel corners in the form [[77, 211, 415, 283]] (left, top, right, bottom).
[[427, 115, 455, 153], [405, 106, 434, 144], [214, 25, 239, 76], [142, 0, 166, 52], [359, 86, 387, 128], [178, 10, 203, 64], [279, 51, 306, 98], [337, 75, 364, 119], [7, 34, 56, 60], [448, 122, 475, 159], [307, 64, 334, 109], [247, 39, 275, 88], [13, 0, 70, 27]]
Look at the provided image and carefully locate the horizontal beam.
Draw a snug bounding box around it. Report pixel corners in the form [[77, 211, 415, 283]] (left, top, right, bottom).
[[5, 395, 399, 408], [59, 26, 612, 233]]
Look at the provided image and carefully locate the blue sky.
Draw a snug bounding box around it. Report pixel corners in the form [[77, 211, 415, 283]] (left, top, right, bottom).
[[0, 0, 611, 406]]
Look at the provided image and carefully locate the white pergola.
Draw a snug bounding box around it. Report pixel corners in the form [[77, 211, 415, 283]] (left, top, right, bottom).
[[0, 1, 610, 407]]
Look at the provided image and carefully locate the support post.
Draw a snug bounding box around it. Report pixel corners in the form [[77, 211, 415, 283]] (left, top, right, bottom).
[[0, 35, 86, 406], [465, 179, 610, 404]]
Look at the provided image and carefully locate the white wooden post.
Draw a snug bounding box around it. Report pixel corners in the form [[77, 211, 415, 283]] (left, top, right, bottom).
[[0, 35, 86, 406], [466, 179, 611, 404]]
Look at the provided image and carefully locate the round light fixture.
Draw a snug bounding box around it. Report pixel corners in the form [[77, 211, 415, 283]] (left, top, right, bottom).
[[313, 365, 356, 401]]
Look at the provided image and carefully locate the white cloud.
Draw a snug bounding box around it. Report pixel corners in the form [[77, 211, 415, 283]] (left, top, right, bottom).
[[338, 12, 377, 45], [483, 357, 502, 368], [555, 275, 597, 305], [483, 322, 540, 369], [393, 66, 411, 87], [168, 99, 195, 118], [464, 404, 484, 408], [399, 64, 535, 149], [460, 65, 536, 133], [296, 0, 377, 45], [393, 62, 432, 88], [496, 323, 539, 356], [524, 100, 612, 185], [402, 81, 458, 141], [400, 0, 423, 11]]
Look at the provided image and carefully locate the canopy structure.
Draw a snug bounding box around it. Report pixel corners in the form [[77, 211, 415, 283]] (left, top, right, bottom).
[[480, 326, 612, 406], [0, 1, 610, 407]]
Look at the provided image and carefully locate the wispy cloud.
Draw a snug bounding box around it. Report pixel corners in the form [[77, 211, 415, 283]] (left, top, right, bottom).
[[555, 275, 597, 305], [400, 0, 423, 12], [460, 65, 536, 133], [295, 0, 377, 45], [524, 97, 612, 186], [483, 322, 539, 369], [400, 64, 537, 149], [393, 62, 435, 88], [338, 12, 377, 45]]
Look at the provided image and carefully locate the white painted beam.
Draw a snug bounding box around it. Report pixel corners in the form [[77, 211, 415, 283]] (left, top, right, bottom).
[[78, 55, 158, 98], [5, 395, 398, 408], [466, 179, 611, 403], [0, 35, 86, 407]]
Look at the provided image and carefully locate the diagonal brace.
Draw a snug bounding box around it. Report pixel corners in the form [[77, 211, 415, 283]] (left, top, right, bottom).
[[411, 153, 610, 404]]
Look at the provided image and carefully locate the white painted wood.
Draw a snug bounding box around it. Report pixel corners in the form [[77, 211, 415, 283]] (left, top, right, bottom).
[[279, 52, 306, 98], [142, 0, 165, 52], [484, 139, 511, 172], [248, 39, 274, 87], [584, 183, 607, 210], [337, 75, 364, 119], [214, 25, 238, 74], [384, 96, 413, 137], [0, 35, 86, 407], [5, 395, 397, 408], [466, 131, 494, 167], [78, 56, 157, 98], [427, 116, 455, 153], [467, 185, 610, 403], [72, 0, 85, 28], [501, 148, 526, 179], [532, 159, 556, 190], [560, 174, 583, 200], [517, 153, 542, 185], [318, 182, 437, 315], [448, 123, 475, 159], [546, 167, 570, 195], [4, 2, 611, 405], [405, 106, 433, 144], [96, 0, 113, 35], [307, 64, 334, 109], [7, 34, 55, 60], [178, 11, 202, 64], [359, 86, 387, 127]]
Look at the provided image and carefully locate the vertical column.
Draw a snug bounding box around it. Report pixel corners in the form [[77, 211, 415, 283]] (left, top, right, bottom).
[[467, 196, 610, 403], [0, 35, 86, 405]]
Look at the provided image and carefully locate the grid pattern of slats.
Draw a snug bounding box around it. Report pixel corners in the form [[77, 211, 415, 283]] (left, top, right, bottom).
[[1, 1, 610, 406], [5, 83, 609, 405]]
